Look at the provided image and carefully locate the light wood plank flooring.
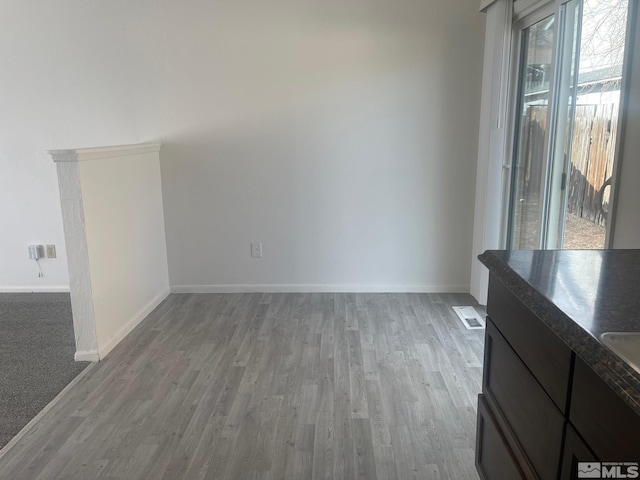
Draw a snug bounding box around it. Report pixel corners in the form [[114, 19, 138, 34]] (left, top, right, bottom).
[[0, 293, 484, 480]]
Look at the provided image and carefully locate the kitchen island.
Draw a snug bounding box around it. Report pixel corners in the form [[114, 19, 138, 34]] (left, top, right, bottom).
[[476, 249, 640, 480]]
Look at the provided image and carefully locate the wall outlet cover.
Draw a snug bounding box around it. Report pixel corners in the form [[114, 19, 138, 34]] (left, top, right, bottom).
[[46, 244, 57, 258], [251, 242, 262, 258]]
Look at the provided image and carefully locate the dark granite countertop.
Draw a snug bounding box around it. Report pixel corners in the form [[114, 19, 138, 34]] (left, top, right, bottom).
[[479, 249, 640, 416]]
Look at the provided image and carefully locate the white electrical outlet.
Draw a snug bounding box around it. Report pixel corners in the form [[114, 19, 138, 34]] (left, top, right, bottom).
[[46, 244, 57, 258], [251, 242, 262, 258]]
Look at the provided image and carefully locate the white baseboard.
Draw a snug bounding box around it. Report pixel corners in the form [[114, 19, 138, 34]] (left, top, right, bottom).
[[0, 286, 71, 293], [170, 284, 470, 294], [74, 350, 100, 362], [96, 287, 171, 360]]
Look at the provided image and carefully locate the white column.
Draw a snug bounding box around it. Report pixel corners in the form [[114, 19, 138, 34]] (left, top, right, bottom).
[[55, 156, 99, 361]]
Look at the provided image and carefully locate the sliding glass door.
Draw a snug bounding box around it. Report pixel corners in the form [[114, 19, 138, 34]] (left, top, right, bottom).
[[508, 11, 557, 250], [506, 0, 630, 250]]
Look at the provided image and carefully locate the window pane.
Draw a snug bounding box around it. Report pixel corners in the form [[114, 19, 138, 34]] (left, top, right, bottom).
[[509, 16, 556, 250], [561, 0, 629, 249]]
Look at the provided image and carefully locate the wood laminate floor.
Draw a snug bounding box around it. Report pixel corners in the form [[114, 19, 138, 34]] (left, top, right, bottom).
[[0, 293, 484, 480]]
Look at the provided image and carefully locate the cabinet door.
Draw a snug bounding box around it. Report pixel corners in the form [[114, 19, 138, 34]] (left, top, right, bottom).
[[476, 394, 526, 480], [570, 357, 640, 460], [560, 423, 598, 480], [487, 275, 572, 412], [483, 319, 564, 480]]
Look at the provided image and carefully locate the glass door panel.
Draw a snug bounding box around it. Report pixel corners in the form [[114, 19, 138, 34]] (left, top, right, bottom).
[[508, 15, 556, 250], [554, 0, 630, 249]]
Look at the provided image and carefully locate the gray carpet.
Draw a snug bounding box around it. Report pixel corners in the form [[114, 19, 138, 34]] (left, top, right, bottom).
[[0, 293, 88, 449]]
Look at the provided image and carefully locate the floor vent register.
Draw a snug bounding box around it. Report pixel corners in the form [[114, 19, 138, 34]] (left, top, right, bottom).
[[452, 306, 485, 330]]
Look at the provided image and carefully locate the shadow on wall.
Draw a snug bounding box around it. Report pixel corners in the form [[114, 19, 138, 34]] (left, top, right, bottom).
[[151, 0, 485, 290]]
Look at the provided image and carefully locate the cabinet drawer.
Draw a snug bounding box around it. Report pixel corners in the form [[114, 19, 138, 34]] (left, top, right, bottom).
[[476, 394, 526, 480], [484, 319, 565, 480], [560, 422, 598, 480], [487, 274, 572, 411], [570, 357, 640, 460]]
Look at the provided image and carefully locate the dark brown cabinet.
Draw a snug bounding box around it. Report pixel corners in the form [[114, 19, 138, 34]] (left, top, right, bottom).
[[570, 357, 640, 461], [476, 394, 527, 480], [487, 278, 572, 411], [477, 274, 640, 480], [559, 423, 597, 480], [483, 320, 564, 480]]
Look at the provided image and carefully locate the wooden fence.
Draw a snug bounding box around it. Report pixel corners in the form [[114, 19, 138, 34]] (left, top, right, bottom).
[[566, 104, 617, 226], [522, 103, 617, 227]]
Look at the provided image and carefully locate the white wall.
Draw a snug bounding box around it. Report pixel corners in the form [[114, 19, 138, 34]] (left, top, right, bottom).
[[80, 147, 169, 357], [613, 4, 640, 248], [0, 1, 139, 290], [2, 0, 487, 292], [146, 0, 487, 291], [52, 144, 169, 360]]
